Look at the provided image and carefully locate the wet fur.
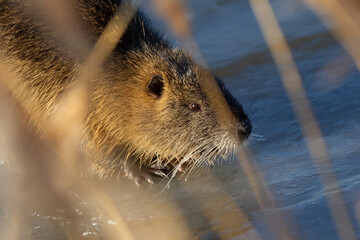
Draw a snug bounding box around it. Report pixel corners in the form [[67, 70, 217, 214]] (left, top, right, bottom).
[[0, 0, 251, 179]]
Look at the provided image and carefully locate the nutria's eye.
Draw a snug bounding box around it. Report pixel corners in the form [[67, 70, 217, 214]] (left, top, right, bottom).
[[147, 75, 164, 99], [188, 103, 201, 111]]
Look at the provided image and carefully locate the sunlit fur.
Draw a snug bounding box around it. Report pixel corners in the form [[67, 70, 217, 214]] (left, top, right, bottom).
[[0, 0, 251, 179]]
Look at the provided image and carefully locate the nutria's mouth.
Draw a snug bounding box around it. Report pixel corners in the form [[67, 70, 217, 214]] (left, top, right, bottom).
[[146, 145, 237, 176]]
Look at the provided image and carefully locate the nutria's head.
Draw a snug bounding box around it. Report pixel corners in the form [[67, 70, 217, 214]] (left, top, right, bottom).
[[92, 43, 251, 173]]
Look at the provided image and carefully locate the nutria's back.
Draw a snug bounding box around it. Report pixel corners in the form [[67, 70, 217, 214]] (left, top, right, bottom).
[[0, 0, 251, 182]]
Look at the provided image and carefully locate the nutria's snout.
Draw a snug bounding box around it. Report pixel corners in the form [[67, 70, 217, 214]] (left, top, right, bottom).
[[215, 77, 252, 141]]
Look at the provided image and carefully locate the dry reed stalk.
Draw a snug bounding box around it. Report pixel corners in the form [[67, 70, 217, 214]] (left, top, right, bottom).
[[152, 1, 298, 239], [150, 2, 268, 239], [305, 0, 360, 71], [152, 0, 236, 129], [44, 0, 138, 181], [151, 0, 191, 38], [237, 147, 295, 240], [150, 2, 253, 237], [180, 174, 263, 240], [248, 0, 357, 239], [236, 148, 273, 209], [124, 186, 192, 240], [0, 72, 77, 239], [316, 52, 353, 90], [30, 0, 88, 56]]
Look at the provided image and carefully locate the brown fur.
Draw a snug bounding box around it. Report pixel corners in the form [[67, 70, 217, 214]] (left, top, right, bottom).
[[0, 0, 251, 179]]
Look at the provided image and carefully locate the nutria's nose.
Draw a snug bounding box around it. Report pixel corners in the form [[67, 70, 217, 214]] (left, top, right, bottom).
[[232, 104, 252, 140], [238, 116, 252, 140]]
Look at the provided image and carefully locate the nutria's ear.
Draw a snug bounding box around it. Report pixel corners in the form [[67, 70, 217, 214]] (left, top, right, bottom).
[[147, 75, 164, 99]]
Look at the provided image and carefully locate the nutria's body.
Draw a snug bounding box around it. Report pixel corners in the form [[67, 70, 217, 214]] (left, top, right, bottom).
[[0, 0, 251, 183]]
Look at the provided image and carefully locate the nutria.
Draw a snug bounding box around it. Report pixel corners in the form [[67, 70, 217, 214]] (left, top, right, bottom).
[[0, 0, 252, 184]]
